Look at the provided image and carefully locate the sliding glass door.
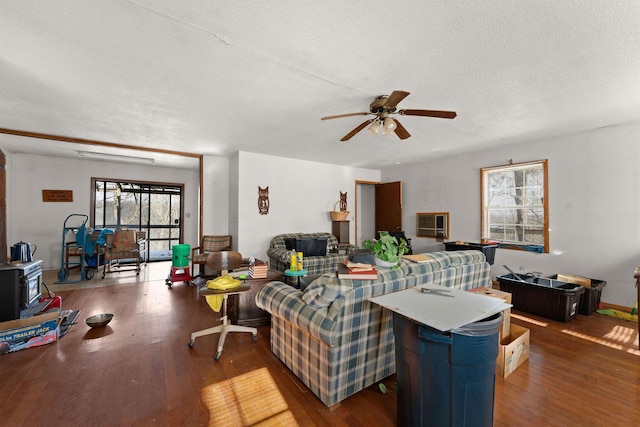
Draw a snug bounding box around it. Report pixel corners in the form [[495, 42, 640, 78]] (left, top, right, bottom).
[[92, 179, 184, 261]]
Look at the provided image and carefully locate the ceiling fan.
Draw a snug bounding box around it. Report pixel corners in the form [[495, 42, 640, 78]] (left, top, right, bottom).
[[321, 90, 456, 142]]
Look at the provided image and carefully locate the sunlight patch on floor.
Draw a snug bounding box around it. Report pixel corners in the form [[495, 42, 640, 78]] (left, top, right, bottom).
[[561, 327, 640, 356], [511, 312, 549, 327], [201, 367, 298, 426]]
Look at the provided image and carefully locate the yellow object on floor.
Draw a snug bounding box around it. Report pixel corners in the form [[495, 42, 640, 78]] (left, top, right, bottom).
[[596, 309, 638, 322], [204, 276, 242, 312]]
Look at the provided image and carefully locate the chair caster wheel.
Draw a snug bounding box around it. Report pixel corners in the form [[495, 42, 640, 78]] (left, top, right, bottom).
[[214, 352, 222, 361], [188, 339, 195, 348], [252, 334, 257, 343]]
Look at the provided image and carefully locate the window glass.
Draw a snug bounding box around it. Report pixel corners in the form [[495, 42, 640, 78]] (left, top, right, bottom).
[[481, 160, 548, 253], [91, 179, 183, 261]]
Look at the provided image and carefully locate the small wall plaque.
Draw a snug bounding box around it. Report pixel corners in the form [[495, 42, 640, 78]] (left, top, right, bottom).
[[42, 190, 73, 202]]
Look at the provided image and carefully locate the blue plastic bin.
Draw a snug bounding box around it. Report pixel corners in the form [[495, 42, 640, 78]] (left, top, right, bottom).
[[393, 311, 502, 427]]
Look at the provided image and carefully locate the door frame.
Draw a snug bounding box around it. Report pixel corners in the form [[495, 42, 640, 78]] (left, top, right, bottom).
[[354, 180, 379, 247], [355, 180, 404, 247]]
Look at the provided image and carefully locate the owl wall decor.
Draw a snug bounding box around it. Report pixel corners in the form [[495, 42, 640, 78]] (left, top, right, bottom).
[[339, 191, 347, 212], [258, 186, 269, 215]]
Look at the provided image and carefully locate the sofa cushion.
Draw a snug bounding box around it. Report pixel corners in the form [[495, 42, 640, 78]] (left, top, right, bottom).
[[271, 232, 338, 250], [296, 237, 328, 257], [403, 250, 486, 275], [301, 263, 410, 308], [285, 237, 327, 256]]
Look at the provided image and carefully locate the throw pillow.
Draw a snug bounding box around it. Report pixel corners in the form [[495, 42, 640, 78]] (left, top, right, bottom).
[[302, 275, 350, 307], [295, 237, 327, 257], [284, 238, 297, 250]]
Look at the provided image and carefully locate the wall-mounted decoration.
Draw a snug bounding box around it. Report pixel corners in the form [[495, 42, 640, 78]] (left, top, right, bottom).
[[416, 212, 449, 239], [258, 186, 269, 215], [42, 190, 73, 202], [330, 191, 349, 221], [339, 191, 347, 212]]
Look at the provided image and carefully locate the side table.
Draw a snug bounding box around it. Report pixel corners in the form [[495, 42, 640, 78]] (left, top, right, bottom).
[[227, 270, 284, 327], [284, 268, 308, 288]]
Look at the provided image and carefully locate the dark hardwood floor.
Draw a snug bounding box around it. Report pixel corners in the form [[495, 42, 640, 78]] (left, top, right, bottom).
[[1, 263, 638, 426]]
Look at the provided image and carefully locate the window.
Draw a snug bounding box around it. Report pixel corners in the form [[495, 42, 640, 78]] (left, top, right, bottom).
[[91, 179, 184, 261], [481, 160, 548, 253]]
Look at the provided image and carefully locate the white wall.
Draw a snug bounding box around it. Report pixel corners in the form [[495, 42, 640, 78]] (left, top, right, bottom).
[[383, 121, 640, 308], [4, 151, 199, 270], [202, 155, 230, 236], [234, 151, 380, 262], [228, 153, 239, 247]]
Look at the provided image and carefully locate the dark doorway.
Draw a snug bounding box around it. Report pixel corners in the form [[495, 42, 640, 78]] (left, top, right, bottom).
[[375, 181, 402, 235], [356, 180, 402, 246]]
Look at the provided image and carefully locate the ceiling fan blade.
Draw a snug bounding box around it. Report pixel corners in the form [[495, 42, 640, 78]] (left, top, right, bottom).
[[399, 109, 457, 119], [321, 112, 369, 120], [340, 120, 371, 142], [393, 119, 411, 140], [383, 90, 410, 109]]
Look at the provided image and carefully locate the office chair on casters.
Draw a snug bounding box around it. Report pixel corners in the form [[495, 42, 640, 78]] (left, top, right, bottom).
[[187, 251, 257, 361]]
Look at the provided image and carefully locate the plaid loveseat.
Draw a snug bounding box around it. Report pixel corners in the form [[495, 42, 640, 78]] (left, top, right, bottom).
[[255, 250, 492, 408], [267, 232, 356, 275]]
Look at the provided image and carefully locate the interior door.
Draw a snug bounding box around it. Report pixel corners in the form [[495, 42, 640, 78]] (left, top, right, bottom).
[[375, 181, 402, 235]]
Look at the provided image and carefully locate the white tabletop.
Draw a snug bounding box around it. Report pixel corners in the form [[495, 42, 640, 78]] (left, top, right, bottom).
[[370, 284, 511, 332]]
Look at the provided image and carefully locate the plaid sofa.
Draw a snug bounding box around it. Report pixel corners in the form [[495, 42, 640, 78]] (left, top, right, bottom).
[[267, 232, 357, 275], [255, 250, 492, 408]]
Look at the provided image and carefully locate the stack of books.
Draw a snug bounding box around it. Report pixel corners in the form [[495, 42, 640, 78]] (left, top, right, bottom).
[[402, 254, 432, 263], [249, 260, 269, 279], [338, 260, 378, 280]]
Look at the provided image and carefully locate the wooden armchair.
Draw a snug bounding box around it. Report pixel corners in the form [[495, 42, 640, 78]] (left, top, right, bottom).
[[191, 235, 232, 276], [102, 229, 144, 278]]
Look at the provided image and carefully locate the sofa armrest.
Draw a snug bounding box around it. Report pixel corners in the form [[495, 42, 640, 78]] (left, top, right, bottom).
[[337, 243, 357, 254], [255, 281, 338, 346], [267, 247, 291, 264]]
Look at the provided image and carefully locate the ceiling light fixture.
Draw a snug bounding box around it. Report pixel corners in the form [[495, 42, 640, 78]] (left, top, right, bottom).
[[77, 151, 155, 165], [368, 120, 380, 135], [383, 117, 397, 133]]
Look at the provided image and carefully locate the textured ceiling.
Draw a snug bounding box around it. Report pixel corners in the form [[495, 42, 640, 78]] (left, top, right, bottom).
[[1, 1, 639, 169]]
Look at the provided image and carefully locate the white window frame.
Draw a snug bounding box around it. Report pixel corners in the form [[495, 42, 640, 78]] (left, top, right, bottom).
[[481, 159, 549, 253]]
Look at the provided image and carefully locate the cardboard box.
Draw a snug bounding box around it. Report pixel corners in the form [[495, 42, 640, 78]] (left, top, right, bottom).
[[0, 311, 59, 355], [468, 286, 512, 343], [555, 273, 592, 288], [496, 323, 530, 378], [114, 229, 137, 250]]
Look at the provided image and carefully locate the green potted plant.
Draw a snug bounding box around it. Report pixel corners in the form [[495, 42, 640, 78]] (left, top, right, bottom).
[[363, 231, 409, 268]]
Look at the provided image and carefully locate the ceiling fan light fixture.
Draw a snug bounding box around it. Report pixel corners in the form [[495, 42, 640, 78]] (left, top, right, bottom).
[[383, 117, 397, 134], [368, 120, 380, 135], [321, 90, 457, 141]]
